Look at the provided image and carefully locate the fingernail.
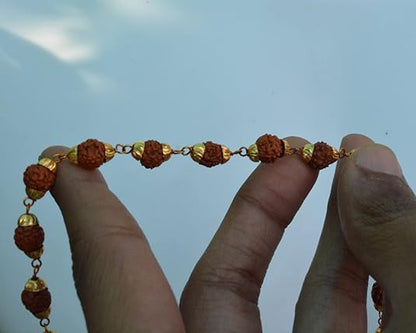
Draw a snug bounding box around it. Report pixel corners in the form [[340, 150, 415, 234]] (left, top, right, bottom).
[[354, 144, 403, 177]]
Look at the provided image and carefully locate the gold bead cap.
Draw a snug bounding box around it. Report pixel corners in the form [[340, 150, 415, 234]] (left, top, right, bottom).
[[24, 277, 47, 292], [191, 143, 205, 163], [25, 247, 44, 259], [162, 143, 172, 161], [18, 213, 38, 227], [25, 188, 46, 200], [131, 141, 145, 160], [67, 146, 78, 165], [38, 158, 57, 174], [221, 145, 231, 163], [248, 144, 259, 162], [301, 143, 314, 163], [104, 143, 116, 162]]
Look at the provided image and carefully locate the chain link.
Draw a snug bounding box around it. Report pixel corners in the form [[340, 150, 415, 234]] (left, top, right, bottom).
[[51, 153, 67, 163], [172, 146, 192, 156], [231, 146, 248, 157], [338, 148, 356, 159], [115, 144, 133, 154], [23, 197, 35, 213], [31, 258, 42, 278]]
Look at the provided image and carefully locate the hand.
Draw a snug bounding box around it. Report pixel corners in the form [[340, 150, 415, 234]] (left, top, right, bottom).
[[42, 134, 416, 332]]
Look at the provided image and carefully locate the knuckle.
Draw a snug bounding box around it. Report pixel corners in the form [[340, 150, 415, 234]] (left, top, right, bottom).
[[236, 184, 292, 229], [190, 264, 262, 305]]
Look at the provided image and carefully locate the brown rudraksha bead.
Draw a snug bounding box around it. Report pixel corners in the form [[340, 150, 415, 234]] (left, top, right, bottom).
[[77, 139, 106, 169], [256, 134, 284, 163], [21, 288, 51, 318], [309, 142, 339, 169], [23, 165, 56, 194], [200, 141, 224, 167], [141, 140, 164, 169], [371, 282, 383, 312], [14, 225, 45, 253]]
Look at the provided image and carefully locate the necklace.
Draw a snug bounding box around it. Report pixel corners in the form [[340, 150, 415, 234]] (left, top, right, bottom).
[[14, 134, 383, 332]]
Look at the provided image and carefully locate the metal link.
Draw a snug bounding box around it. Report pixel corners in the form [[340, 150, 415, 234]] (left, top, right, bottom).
[[172, 146, 192, 156], [31, 258, 42, 278], [51, 153, 67, 163], [338, 148, 356, 159], [288, 147, 302, 156], [378, 310, 383, 326], [40, 317, 51, 330], [23, 197, 35, 213], [231, 146, 248, 157], [115, 144, 133, 154]]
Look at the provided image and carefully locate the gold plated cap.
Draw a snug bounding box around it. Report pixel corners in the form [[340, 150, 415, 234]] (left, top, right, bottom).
[[282, 140, 291, 156], [18, 213, 38, 227], [162, 143, 172, 162], [25, 188, 45, 200], [248, 143, 259, 162], [131, 141, 145, 160], [38, 158, 58, 174], [301, 143, 314, 163], [191, 143, 205, 163], [25, 247, 44, 259], [67, 146, 78, 165], [104, 143, 116, 162], [221, 145, 231, 163], [24, 278, 47, 292]]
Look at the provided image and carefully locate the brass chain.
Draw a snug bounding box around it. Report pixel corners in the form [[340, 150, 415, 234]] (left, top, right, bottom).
[[23, 197, 35, 213], [231, 146, 248, 157], [172, 146, 192, 156], [115, 143, 133, 154]]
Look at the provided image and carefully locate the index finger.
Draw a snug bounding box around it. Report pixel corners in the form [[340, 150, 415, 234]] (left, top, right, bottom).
[[42, 146, 185, 333]]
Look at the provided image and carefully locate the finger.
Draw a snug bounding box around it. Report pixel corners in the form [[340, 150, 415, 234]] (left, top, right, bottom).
[[42, 146, 185, 333], [180, 137, 319, 332], [337, 143, 416, 332], [294, 134, 373, 333]]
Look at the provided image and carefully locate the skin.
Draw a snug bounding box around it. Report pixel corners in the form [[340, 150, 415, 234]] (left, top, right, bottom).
[[41, 134, 416, 332]]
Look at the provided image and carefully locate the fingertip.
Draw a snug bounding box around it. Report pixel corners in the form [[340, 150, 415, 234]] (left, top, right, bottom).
[[340, 134, 374, 151], [353, 144, 403, 178], [283, 136, 310, 147]]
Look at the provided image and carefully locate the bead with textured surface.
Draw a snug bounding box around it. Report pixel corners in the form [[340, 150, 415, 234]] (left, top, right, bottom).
[[77, 139, 106, 169], [191, 141, 230, 167], [23, 164, 56, 200], [14, 224, 44, 254], [256, 134, 284, 163], [371, 282, 383, 312], [21, 277, 51, 319]]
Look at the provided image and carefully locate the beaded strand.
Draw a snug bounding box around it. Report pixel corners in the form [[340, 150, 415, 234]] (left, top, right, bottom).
[[14, 134, 382, 332]]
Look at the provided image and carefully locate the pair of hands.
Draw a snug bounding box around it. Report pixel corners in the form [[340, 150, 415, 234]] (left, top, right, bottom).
[[43, 134, 416, 332]]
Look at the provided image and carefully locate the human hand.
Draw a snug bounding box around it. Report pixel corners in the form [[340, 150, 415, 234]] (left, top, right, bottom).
[[41, 134, 415, 332], [294, 134, 416, 332]]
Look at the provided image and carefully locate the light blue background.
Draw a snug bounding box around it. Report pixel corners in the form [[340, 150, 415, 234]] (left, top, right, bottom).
[[1, 1, 415, 332]]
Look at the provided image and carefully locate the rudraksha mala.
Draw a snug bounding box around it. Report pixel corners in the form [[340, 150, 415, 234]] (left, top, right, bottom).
[[15, 134, 383, 332]]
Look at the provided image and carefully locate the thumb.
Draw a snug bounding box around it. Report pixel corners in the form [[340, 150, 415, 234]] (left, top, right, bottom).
[[337, 143, 416, 331]]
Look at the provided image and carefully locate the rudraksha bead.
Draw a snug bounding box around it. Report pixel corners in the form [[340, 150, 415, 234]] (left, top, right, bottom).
[[256, 134, 284, 163], [371, 282, 383, 312], [23, 164, 56, 200], [14, 225, 44, 253], [191, 141, 231, 167], [132, 140, 172, 169], [141, 140, 164, 169], [77, 139, 106, 169], [309, 142, 339, 169], [67, 140, 115, 169], [302, 142, 339, 169], [21, 278, 51, 319]]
